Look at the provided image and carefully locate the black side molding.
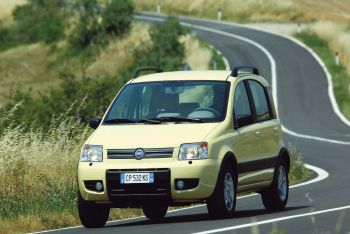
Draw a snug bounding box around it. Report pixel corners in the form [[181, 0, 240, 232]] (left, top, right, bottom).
[[231, 66, 259, 77], [133, 67, 163, 78]]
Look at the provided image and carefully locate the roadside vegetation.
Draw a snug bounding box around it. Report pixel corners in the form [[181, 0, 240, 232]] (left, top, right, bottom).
[[132, 0, 350, 24], [294, 30, 350, 120]]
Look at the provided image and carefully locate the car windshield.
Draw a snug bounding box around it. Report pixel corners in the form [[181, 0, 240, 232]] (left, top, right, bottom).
[[104, 80, 230, 124]]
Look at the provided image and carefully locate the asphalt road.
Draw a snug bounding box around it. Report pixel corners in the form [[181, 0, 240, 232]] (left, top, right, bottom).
[[43, 13, 350, 234]]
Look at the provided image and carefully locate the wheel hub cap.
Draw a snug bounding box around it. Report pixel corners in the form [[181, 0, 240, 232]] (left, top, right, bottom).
[[277, 165, 287, 201], [224, 173, 234, 211]]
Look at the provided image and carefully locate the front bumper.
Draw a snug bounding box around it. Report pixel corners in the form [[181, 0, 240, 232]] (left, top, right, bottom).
[[78, 157, 221, 205]]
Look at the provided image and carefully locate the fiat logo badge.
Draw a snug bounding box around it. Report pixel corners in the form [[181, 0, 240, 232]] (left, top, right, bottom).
[[134, 148, 145, 160]]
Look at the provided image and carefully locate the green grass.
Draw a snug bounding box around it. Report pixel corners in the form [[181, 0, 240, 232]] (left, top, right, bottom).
[[294, 31, 350, 120], [210, 47, 226, 70]]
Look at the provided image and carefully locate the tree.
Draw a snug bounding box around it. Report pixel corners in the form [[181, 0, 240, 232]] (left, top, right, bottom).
[[134, 16, 186, 71], [102, 0, 134, 37]]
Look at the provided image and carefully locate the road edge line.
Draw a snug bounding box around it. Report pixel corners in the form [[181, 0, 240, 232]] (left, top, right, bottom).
[[192, 204, 350, 234]]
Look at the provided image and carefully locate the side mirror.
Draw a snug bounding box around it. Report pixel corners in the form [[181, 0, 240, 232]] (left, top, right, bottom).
[[89, 117, 102, 129], [234, 115, 253, 129]]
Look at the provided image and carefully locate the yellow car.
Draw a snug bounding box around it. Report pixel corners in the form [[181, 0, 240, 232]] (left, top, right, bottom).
[[77, 66, 290, 228]]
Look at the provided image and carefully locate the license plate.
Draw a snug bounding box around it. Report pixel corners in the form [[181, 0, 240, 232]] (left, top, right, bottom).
[[120, 172, 154, 184]]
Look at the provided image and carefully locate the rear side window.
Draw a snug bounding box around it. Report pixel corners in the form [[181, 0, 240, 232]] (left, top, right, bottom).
[[248, 80, 271, 121], [233, 82, 251, 118]]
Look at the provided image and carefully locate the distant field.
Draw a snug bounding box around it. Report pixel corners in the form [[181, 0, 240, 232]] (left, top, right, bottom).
[[133, 0, 350, 23]]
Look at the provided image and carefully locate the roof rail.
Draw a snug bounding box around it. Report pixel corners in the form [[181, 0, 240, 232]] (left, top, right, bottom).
[[133, 67, 163, 78], [231, 66, 259, 77]]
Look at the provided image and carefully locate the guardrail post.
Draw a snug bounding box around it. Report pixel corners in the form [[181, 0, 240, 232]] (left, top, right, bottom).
[[335, 52, 340, 66], [211, 59, 217, 70], [217, 9, 222, 21], [157, 2, 161, 14]]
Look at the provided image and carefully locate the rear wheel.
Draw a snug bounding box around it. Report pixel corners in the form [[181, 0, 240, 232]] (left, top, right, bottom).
[[78, 193, 110, 228], [142, 204, 168, 220], [261, 161, 289, 210], [207, 166, 236, 218]]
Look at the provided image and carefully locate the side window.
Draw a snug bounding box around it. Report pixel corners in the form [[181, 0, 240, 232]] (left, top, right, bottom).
[[248, 80, 271, 121], [233, 82, 251, 119]]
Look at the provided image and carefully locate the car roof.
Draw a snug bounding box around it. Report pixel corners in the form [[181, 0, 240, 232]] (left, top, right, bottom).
[[131, 70, 231, 82], [129, 70, 270, 87]]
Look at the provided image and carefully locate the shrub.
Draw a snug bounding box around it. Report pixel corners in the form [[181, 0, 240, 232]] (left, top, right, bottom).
[[12, 0, 66, 44], [134, 16, 186, 70], [0, 27, 20, 51], [102, 0, 134, 36]]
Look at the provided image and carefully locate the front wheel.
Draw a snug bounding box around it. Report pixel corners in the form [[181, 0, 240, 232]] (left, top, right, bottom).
[[261, 162, 289, 210], [142, 204, 168, 220], [78, 193, 110, 228], [207, 166, 236, 218]]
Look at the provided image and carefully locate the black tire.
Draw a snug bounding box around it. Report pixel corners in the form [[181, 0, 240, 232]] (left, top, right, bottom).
[[207, 166, 236, 218], [261, 161, 289, 210], [142, 204, 168, 220], [78, 193, 110, 228]]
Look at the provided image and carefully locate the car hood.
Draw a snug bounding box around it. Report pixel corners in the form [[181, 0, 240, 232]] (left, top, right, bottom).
[[87, 123, 219, 149]]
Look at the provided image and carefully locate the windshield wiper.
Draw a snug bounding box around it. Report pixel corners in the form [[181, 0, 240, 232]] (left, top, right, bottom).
[[104, 118, 136, 124], [137, 119, 162, 124], [151, 116, 203, 123]]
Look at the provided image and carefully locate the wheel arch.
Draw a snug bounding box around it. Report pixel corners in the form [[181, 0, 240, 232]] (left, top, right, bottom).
[[277, 147, 290, 173], [210, 151, 238, 197]]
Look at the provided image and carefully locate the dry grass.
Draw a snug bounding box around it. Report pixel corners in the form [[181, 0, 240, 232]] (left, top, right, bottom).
[[180, 34, 212, 70], [308, 21, 350, 75], [0, 0, 27, 25], [87, 23, 150, 78], [293, 0, 350, 23], [0, 43, 61, 105], [133, 0, 350, 23], [133, 0, 305, 23]]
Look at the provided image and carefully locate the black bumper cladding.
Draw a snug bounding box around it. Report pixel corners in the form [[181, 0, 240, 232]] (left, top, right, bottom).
[[106, 168, 171, 207]]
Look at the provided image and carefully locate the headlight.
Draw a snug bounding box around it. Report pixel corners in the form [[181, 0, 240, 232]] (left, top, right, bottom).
[[179, 142, 208, 160], [81, 145, 103, 162]]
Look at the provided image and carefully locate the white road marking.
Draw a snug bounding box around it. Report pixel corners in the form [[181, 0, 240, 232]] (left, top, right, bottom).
[[193, 205, 350, 234], [135, 15, 350, 145], [208, 44, 231, 71]]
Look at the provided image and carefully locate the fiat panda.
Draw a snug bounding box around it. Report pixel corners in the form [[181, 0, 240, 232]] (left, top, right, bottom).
[[77, 66, 290, 228]]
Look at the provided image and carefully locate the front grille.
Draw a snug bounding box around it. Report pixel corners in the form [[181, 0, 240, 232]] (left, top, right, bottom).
[[106, 168, 171, 200], [107, 148, 173, 159]]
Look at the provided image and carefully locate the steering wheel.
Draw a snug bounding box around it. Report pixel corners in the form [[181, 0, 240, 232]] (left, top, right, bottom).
[[191, 107, 220, 117]]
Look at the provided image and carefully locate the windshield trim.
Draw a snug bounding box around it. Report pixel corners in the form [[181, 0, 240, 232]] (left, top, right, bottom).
[[102, 80, 231, 125]]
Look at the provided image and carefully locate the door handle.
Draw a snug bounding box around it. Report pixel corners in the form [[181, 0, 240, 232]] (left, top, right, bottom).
[[255, 131, 261, 137]]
